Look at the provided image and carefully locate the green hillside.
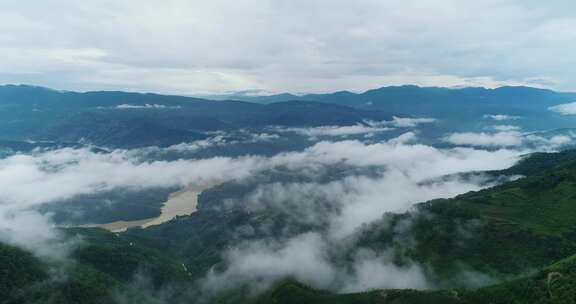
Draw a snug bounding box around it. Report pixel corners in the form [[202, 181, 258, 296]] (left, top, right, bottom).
[[4, 150, 576, 303], [243, 252, 576, 304]]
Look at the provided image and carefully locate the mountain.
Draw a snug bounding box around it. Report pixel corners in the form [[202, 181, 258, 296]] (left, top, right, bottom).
[[5, 84, 576, 303], [216, 85, 576, 131], [4, 84, 576, 148], [229, 85, 573, 109], [201, 92, 303, 103], [0, 85, 400, 148]]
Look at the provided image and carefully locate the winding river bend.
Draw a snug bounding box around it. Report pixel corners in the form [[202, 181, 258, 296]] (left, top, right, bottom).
[[80, 187, 203, 232]]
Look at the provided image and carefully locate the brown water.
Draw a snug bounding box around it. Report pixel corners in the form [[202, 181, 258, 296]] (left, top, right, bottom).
[[80, 188, 202, 232]]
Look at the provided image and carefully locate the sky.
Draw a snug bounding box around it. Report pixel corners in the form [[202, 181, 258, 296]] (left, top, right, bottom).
[[1, 0, 576, 95]]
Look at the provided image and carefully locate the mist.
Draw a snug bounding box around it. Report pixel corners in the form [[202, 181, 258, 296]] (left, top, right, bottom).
[[0, 130, 557, 295]]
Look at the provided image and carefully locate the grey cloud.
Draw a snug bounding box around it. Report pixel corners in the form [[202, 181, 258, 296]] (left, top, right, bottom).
[[1, 1, 576, 93]]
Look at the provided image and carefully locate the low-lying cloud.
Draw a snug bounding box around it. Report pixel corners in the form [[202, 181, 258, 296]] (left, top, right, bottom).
[[163, 132, 280, 152], [276, 116, 436, 139], [491, 125, 521, 132], [483, 114, 521, 121], [444, 130, 575, 149], [444, 131, 524, 147], [364, 117, 436, 129], [0, 130, 556, 295], [384, 116, 437, 128], [115, 104, 182, 109], [549, 102, 576, 115], [281, 124, 392, 138], [199, 134, 524, 294]]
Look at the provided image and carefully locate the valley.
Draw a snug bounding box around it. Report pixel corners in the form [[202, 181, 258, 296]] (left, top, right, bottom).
[[3, 2, 576, 303], [2, 84, 576, 304]]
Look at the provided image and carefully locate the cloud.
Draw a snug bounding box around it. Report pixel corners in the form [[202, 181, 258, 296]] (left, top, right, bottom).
[[491, 125, 521, 131], [280, 124, 392, 137], [196, 134, 525, 294], [445, 130, 575, 149], [202, 233, 337, 293], [483, 114, 522, 121], [0, 148, 267, 208], [444, 131, 524, 147], [0, 209, 76, 260], [368, 117, 436, 128], [342, 252, 430, 292], [115, 104, 182, 109], [1, 1, 576, 93], [4, 129, 569, 295], [163, 133, 281, 152], [525, 133, 574, 148], [0, 133, 521, 263], [549, 102, 576, 115], [388, 132, 418, 145], [0, 148, 269, 258], [277, 117, 435, 139]]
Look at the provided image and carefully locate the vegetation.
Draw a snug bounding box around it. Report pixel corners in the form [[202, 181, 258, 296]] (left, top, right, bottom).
[[242, 253, 576, 304], [4, 150, 576, 303]]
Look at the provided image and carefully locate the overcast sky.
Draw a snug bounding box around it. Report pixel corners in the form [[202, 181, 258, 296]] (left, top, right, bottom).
[[1, 0, 575, 95]]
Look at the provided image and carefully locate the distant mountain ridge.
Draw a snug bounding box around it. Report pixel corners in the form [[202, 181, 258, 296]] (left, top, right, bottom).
[[3, 84, 576, 147], [0, 85, 402, 147], [209, 85, 569, 106], [207, 85, 576, 131]]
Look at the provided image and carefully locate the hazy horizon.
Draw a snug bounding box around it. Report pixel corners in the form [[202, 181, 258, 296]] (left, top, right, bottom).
[[1, 1, 575, 95]]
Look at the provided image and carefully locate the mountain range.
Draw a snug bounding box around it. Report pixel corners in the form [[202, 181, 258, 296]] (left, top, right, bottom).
[[3, 84, 576, 149], [3, 84, 576, 304], [208, 85, 576, 132]]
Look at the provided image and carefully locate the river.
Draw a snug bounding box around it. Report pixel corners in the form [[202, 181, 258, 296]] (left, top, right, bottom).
[[79, 187, 203, 232]]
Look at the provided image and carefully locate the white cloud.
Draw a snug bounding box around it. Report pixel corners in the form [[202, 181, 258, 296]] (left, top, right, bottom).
[[202, 233, 337, 293], [342, 253, 430, 292], [549, 135, 573, 145], [197, 134, 525, 293], [0, 209, 76, 260], [115, 103, 181, 109], [524, 133, 575, 149], [492, 125, 521, 131], [281, 124, 392, 137], [445, 130, 575, 149], [388, 132, 418, 145], [0, 148, 267, 208], [163, 133, 280, 152], [444, 131, 524, 147], [483, 114, 522, 121], [549, 102, 576, 115], [277, 117, 436, 139], [6, 129, 571, 293], [0, 133, 522, 263], [367, 117, 436, 128]]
